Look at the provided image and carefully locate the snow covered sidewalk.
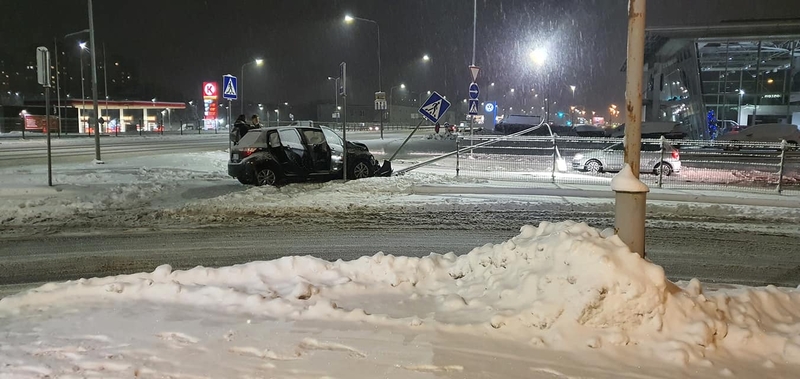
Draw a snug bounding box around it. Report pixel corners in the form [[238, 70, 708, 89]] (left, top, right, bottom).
[[2, 221, 800, 378]]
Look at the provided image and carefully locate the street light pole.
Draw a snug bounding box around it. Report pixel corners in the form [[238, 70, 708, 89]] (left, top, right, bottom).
[[88, 0, 102, 162], [615, 0, 648, 258], [240, 58, 264, 115], [79, 46, 86, 133], [388, 84, 405, 124], [344, 15, 383, 134]]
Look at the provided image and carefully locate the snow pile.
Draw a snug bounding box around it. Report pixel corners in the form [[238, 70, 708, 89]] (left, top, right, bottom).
[[0, 151, 230, 226], [3, 221, 800, 369], [171, 172, 486, 221]]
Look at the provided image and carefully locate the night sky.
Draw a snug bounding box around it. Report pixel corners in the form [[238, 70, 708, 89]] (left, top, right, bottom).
[[2, 0, 799, 116]]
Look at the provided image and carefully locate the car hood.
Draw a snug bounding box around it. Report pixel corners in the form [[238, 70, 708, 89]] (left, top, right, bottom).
[[347, 141, 369, 150]]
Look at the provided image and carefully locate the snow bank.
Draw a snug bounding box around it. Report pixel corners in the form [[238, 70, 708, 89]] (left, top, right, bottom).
[[3, 221, 800, 369], [170, 172, 486, 221]]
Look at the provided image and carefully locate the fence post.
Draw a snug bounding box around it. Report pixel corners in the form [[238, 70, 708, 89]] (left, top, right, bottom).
[[456, 137, 460, 177], [658, 135, 666, 188], [550, 135, 557, 183], [778, 139, 787, 194]]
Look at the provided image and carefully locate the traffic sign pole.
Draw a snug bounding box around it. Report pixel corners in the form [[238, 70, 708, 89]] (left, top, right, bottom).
[[340, 62, 348, 181]]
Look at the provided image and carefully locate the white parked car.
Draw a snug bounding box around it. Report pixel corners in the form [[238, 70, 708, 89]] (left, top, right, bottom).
[[572, 142, 681, 176], [717, 123, 800, 144]]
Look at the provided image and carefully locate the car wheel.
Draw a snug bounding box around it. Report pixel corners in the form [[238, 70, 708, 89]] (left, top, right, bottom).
[[584, 159, 602, 174], [255, 166, 279, 186], [350, 160, 374, 179], [655, 162, 673, 176]]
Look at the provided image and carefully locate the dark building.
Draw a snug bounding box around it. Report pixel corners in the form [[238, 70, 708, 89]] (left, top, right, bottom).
[[634, 20, 800, 139]]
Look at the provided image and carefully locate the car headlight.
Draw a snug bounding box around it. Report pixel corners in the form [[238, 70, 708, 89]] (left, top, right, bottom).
[[573, 154, 584, 161]]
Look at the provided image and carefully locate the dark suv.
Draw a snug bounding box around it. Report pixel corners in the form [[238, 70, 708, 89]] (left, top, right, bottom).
[[228, 126, 388, 186]]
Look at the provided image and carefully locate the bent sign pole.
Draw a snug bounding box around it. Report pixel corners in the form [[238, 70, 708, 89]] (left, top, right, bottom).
[[37, 46, 53, 186], [615, 0, 648, 258]]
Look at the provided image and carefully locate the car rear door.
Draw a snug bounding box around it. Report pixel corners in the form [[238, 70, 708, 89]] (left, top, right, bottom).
[[299, 128, 332, 174], [277, 128, 308, 176]]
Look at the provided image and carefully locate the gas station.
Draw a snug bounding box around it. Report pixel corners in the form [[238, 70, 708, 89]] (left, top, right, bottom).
[[70, 100, 186, 133]]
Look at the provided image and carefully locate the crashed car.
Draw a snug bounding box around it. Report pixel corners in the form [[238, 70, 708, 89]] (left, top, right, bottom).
[[228, 125, 391, 186]]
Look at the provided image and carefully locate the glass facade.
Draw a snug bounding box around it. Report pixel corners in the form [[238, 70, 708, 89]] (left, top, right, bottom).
[[698, 39, 799, 137], [642, 27, 800, 140]]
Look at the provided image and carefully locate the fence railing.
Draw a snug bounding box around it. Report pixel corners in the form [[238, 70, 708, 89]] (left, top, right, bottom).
[[447, 136, 799, 194]]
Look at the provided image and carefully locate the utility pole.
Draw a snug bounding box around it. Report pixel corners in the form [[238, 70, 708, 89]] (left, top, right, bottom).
[[54, 37, 62, 137], [615, 0, 648, 258], [88, 0, 102, 162]]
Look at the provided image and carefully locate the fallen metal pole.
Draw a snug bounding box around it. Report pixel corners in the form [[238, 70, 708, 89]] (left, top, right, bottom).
[[394, 121, 545, 176], [387, 118, 425, 162]]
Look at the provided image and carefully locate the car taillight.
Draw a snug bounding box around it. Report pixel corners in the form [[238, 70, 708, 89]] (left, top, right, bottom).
[[671, 150, 680, 160], [241, 147, 257, 157]]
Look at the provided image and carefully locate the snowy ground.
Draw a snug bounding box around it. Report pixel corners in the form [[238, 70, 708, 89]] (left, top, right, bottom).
[[2, 221, 800, 378], [4, 148, 800, 377]]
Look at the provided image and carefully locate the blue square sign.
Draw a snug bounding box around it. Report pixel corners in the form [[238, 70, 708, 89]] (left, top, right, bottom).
[[222, 74, 238, 100], [418, 91, 451, 124]]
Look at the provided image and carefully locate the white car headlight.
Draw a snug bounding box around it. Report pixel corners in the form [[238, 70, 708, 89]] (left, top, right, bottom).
[[573, 154, 584, 161]]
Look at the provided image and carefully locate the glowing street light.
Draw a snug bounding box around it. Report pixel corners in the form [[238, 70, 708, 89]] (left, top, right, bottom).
[[530, 48, 547, 66], [241, 58, 265, 113], [343, 14, 355, 23], [422, 54, 430, 62]]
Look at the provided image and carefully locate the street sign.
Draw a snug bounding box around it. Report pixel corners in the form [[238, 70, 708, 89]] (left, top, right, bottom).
[[374, 91, 387, 110], [339, 62, 347, 96], [469, 65, 480, 82], [332, 112, 340, 119], [36, 47, 51, 87], [468, 99, 479, 115], [418, 91, 451, 124], [468, 82, 479, 100], [222, 75, 238, 100], [484, 101, 497, 127], [203, 82, 217, 98]]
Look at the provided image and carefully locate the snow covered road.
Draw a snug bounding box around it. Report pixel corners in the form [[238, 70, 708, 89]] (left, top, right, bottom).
[[3, 220, 800, 298]]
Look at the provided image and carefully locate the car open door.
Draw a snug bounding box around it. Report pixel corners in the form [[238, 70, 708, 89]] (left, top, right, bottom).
[[299, 128, 332, 174], [321, 127, 345, 174], [276, 128, 308, 177]]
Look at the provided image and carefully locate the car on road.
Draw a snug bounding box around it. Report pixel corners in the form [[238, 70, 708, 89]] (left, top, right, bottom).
[[572, 142, 681, 176], [228, 125, 389, 186], [717, 123, 800, 145]]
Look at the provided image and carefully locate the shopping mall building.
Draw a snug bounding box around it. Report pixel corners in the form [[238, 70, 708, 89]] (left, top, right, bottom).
[[636, 20, 800, 139]]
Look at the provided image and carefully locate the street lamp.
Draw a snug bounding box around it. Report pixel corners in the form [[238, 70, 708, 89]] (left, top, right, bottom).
[[530, 48, 547, 67], [343, 14, 381, 91], [78, 42, 88, 132], [422, 54, 430, 62], [418, 90, 431, 104], [738, 89, 745, 124], [240, 58, 264, 114]]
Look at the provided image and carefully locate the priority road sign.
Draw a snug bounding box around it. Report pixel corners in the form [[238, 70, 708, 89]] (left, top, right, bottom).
[[222, 74, 238, 100], [468, 82, 479, 100], [468, 99, 479, 115], [418, 91, 451, 124]]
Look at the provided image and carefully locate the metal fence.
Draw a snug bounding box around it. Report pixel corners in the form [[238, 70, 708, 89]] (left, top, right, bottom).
[[0, 117, 418, 139], [450, 135, 800, 194]]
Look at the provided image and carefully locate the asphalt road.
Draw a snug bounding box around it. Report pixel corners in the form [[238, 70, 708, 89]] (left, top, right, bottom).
[[2, 221, 799, 298], [0, 134, 229, 167]]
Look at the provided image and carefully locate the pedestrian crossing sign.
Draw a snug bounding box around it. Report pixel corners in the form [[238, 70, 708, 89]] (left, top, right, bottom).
[[222, 74, 238, 100], [418, 91, 451, 124]]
